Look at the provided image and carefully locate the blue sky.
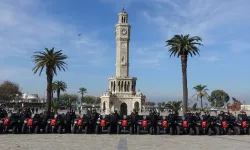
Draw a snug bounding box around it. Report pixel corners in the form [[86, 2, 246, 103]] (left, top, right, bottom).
[[0, 0, 249, 104]]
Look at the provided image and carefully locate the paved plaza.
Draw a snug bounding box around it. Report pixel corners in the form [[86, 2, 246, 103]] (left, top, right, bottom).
[[0, 134, 250, 150]]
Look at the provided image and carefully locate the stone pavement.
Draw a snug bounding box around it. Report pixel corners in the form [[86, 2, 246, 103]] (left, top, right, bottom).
[[0, 134, 250, 150]]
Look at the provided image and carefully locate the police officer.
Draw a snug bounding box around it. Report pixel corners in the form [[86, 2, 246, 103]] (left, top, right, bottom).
[[0, 107, 7, 118]]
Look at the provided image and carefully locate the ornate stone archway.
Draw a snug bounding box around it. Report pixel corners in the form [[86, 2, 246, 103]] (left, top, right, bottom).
[[134, 101, 140, 112], [120, 103, 127, 116], [103, 101, 106, 113]]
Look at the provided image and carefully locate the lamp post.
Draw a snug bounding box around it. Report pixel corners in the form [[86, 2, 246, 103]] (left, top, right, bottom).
[[221, 95, 225, 108], [214, 99, 217, 108]]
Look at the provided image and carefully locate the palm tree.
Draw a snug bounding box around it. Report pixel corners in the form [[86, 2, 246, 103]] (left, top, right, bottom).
[[165, 101, 182, 114], [166, 34, 203, 115], [32, 47, 68, 114], [193, 84, 209, 109], [78, 87, 87, 101], [53, 80, 67, 101], [51, 99, 59, 114]]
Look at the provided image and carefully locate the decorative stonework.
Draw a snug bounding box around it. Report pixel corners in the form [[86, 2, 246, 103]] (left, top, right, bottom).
[[100, 9, 146, 115], [121, 42, 127, 48], [121, 56, 127, 66]]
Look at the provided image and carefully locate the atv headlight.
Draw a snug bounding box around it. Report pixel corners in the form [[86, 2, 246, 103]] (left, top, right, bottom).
[[74, 121, 77, 124], [0, 120, 3, 123], [47, 121, 50, 123], [24, 120, 27, 123]]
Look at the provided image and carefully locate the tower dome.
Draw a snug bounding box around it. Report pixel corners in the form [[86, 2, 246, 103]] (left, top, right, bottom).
[[118, 7, 128, 24]]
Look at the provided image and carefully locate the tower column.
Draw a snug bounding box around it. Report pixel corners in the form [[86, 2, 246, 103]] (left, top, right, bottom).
[[115, 9, 130, 77]]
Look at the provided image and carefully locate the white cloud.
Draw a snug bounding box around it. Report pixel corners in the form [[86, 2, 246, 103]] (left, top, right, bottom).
[[199, 55, 219, 63], [131, 0, 250, 67], [133, 43, 167, 68], [0, 0, 109, 80], [142, 0, 250, 45]]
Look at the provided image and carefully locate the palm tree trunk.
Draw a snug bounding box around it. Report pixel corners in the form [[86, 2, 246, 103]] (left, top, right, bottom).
[[57, 89, 60, 101], [46, 71, 53, 116], [201, 97, 203, 109], [81, 93, 83, 102], [181, 55, 188, 115]]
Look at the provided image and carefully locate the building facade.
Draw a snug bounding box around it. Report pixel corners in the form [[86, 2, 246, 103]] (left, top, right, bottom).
[[100, 9, 146, 115], [241, 105, 250, 111]]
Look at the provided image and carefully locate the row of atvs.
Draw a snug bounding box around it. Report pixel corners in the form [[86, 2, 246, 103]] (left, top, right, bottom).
[[0, 113, 250, 135]]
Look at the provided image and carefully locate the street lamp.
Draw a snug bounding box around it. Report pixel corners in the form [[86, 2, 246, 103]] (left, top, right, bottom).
[[214, 99, 217, 108], [221, 95, 225, 108]]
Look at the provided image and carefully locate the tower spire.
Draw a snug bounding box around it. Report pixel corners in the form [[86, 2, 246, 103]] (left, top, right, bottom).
[[122, 4, 125, 12]]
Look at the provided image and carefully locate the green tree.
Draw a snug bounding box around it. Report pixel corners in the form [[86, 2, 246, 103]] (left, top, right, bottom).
[[157, 102, 162, 111], [52, 80, 67, 101], [78, 87, 87, 101], [192, 103, 197, 110], [95, 97, 101, 105], [60, 93, 79, 108], [0, 80, 22, 103], [208, 90, 230, 107], [165, 101, 182, 114], [82, 95, 100, 104], [51, 99, 59, 114], [232, 97, 238, 109], [193, 84, 209, 109], [32, 47, 68, 113], [166, 34, 203, 115]]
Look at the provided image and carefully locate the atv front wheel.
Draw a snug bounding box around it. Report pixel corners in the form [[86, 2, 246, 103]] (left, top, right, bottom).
[[3, 126, 9, 133], [233, 126, 240, 135]]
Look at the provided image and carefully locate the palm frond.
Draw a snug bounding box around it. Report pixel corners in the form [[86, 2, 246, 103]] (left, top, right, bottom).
[[32, 47, 68, 76], [166, 34, 202, 58]]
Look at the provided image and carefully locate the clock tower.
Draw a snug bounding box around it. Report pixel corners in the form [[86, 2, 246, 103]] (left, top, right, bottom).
[[115, 8, 131, 77], [100, 8, 146, 116]]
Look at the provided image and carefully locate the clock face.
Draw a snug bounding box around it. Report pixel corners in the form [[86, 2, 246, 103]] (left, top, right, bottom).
[[122, 29, 127, 35]]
